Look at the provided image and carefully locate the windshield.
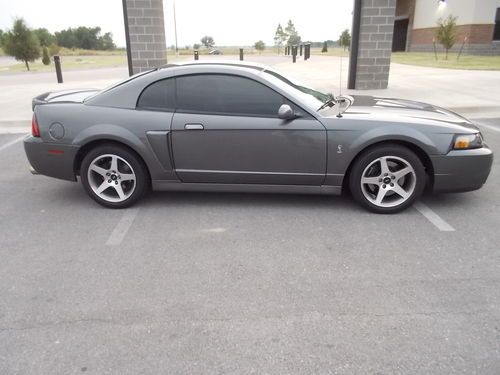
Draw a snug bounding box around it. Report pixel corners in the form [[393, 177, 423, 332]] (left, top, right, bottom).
[[260, 69, 332, 110]]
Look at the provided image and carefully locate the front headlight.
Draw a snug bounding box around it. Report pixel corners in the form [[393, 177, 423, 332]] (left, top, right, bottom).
[[452, 133, 483, 150]]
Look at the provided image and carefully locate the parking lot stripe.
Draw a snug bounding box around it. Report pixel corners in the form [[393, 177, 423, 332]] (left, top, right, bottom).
[[0, 135, 26, 152], [414, 202, 455, 232], [106, 208, 140, 246]]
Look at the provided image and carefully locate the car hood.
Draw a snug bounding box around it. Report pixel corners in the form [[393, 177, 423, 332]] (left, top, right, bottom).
[[337, 95, 479, 132]]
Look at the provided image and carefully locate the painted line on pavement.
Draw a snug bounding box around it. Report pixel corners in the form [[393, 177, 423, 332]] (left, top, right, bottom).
[[477, 122, 500, 133], [414, 202, 455, 232], [106, 208, 140, 246], [0, 135, 26, 152]]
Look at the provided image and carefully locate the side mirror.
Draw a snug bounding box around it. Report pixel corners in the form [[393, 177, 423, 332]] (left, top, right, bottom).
[[278, 104, 297, 120]]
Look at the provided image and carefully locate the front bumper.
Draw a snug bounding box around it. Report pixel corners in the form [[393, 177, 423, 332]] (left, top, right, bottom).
[[431, 146, 493, 193], [24, 136, 79, 181]]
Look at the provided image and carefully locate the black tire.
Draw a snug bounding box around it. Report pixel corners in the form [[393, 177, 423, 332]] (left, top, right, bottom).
[[80, 144, 148, 208], [348, 144, 426, 214]]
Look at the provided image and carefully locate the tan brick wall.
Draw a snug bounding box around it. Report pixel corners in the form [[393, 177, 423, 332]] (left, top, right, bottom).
[[412, 24, 494, 45], [124, 0, 167, 74]]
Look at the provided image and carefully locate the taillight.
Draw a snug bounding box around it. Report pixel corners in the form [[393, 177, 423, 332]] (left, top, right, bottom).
[[32, 114, 40, 137]]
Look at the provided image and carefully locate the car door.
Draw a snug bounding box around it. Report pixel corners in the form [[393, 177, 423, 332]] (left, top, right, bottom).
[[171, 73, 326, 185]]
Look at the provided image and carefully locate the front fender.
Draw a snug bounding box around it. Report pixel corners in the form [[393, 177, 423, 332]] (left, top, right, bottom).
[[326, 125, 452, 184]]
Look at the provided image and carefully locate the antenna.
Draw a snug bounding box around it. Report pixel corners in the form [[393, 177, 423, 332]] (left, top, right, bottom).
[[336, 47, 344, 118], [173, 0, 178, 54], [339, 47, 342, 97]]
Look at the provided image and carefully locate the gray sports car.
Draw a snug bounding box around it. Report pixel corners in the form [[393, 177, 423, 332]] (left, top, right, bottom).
[[24, 61, 493, 213]]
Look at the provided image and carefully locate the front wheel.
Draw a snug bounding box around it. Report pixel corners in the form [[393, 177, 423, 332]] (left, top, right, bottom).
[[80, 144, 148, 208], [349, 145, 426, 214]]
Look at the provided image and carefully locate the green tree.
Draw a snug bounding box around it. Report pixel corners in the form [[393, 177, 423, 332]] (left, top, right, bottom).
[[2, 18, 40, 71], [436, 15, 457, 60], [254, 40, 265, 54], [273, 23, 286, 54], [321, 41, 328, 53], [55, 28, 77, 48], [55, 26, 115, 50], [200, 36, 215, 49], [33, 28, 55, 47], [74, 26, 101, 49], [42, 46, 50, 65], [0, 29, 4, 47], [284, 20, 301, 46], [99, 32, 115, 50], [193, 43, 201, 50], [339, 29, 351, 51]]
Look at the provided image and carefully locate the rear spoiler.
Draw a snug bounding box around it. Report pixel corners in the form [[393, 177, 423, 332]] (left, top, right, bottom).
[[32, 92, 51, 111], [32, 89, 100, 111]]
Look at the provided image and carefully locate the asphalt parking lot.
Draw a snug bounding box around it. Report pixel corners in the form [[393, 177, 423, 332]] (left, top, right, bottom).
[[0, 119, 499, 374]]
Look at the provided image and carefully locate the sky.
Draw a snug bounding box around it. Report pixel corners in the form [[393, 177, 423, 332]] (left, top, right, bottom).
[[0, 0, 353, 48]]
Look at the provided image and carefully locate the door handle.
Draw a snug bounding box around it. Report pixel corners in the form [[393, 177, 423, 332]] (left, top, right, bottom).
[[184, 123, 204, 130]]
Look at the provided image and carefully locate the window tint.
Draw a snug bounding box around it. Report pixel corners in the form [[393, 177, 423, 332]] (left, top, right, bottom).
[[176, 74, 284, 116], [137, 79, 175, 110], [494, 8, 500, 41]]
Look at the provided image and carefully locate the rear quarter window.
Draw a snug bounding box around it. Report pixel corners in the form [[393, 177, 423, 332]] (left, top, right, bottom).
[[137, 78, 175, 111]]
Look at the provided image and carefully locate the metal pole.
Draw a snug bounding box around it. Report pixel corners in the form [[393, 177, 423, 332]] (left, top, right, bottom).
[[173, 0, 178, 53], [433, 38, 438, 61], [292, 46, 297, 63], [348, 0, 362, 89], [299, 44, 303, 56], [239, 48, 244, 61], [304, 44, 310, 60], [54, 55, 63, 83], [122, 0, 133, 76], [457, 36, 467, 60]]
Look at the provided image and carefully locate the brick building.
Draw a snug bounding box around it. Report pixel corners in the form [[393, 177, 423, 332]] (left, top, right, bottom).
[[393, 0, 500, 55]]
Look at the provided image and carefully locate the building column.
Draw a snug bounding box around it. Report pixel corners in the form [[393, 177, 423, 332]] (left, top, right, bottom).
[[122, 0, 167, 75], [348, 0, 396, 90]]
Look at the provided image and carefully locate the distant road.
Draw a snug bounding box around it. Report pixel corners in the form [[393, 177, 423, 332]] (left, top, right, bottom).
[[0, 56, 17, 68]]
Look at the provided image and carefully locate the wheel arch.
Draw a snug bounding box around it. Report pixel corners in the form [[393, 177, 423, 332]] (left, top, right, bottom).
[[74, 139, 151, 181], [342, 140, 435, 192]]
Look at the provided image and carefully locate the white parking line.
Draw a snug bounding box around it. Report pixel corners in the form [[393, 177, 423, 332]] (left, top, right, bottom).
[[414, 202, 455, 232], [0, 135, 26, 152], [106, 208, 140, 246]]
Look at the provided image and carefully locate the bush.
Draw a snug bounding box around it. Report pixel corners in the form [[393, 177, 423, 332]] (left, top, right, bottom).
[[48, 43, 61, 56], [42, 46, 50, 65]]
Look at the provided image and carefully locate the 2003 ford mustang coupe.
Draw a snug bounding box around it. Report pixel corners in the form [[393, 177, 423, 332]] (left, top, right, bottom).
[[24, 61, 493, 213]]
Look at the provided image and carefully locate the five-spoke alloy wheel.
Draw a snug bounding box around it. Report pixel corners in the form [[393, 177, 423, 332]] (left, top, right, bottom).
[[349, 144, 426, 213], [81, 145, 148, 208]]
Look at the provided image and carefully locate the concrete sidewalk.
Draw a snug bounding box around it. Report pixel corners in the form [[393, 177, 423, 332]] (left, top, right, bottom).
[[276, 55, 500, 118], [1, 55, 500, 133]]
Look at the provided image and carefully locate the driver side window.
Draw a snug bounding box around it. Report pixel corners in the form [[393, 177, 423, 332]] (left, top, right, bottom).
[[176, 74, 285, 117]]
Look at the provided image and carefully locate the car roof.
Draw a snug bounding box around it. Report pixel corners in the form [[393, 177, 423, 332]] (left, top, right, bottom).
[[157, 59, 269, 73]]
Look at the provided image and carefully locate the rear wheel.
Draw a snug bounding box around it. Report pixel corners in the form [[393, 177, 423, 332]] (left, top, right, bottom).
[[349, 144, 426, 214], [80, 145, 147, 208]]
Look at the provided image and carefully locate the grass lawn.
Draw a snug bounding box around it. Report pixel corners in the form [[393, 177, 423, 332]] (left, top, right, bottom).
[[392, 52, 500, 70], [310, 47, 350, 57], [0, 53, 127, 73]]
